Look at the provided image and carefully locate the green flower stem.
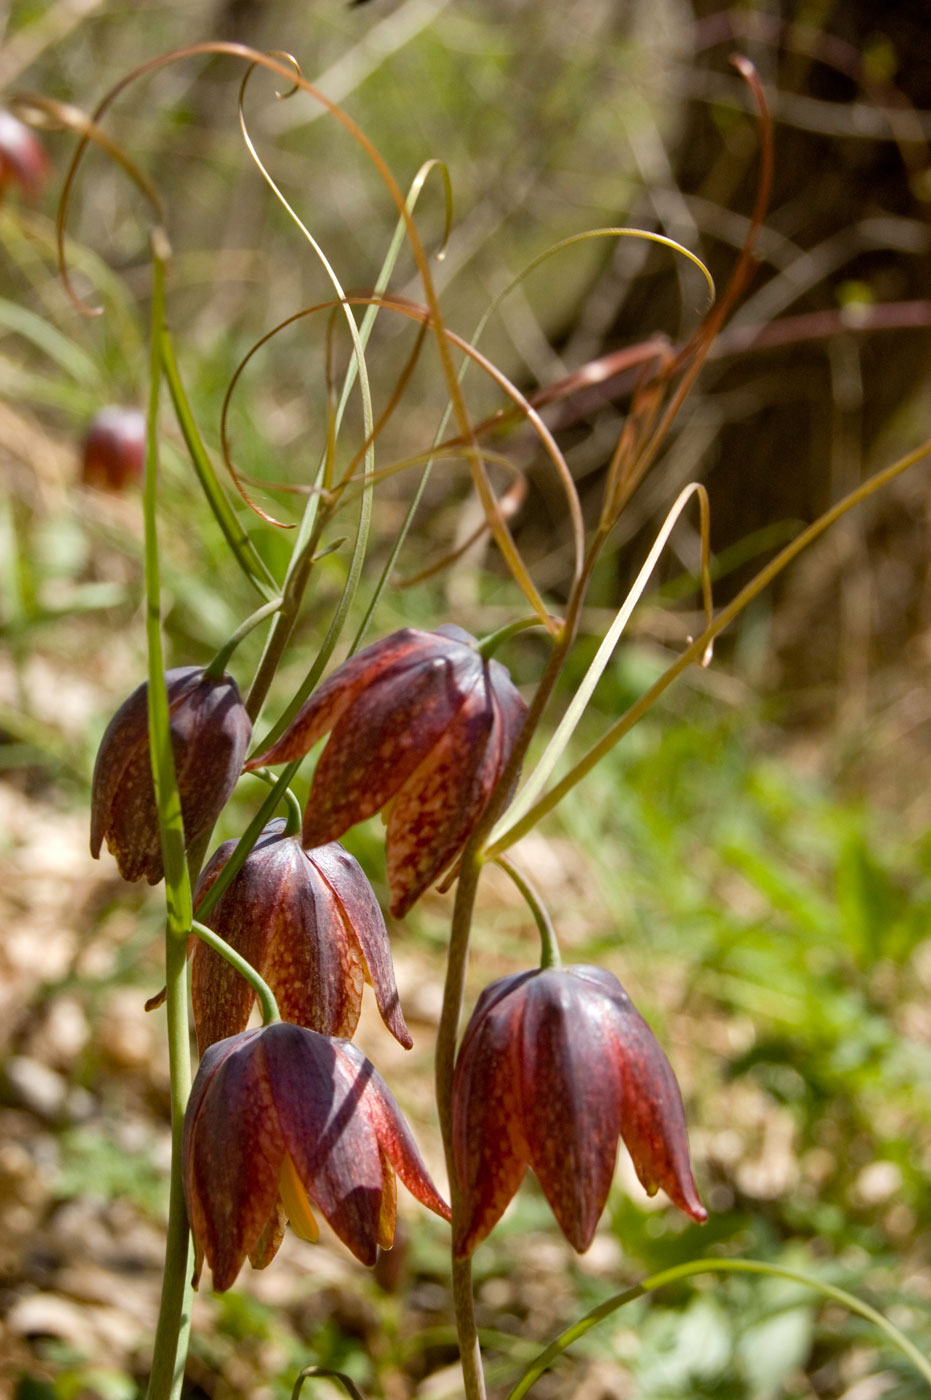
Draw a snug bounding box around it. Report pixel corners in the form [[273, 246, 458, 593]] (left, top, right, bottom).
[[191, 920, 280, 1025], [203, 595, 283, 680], [494, 856, 561, 969], [193, 762, 303, 923], [145, 931, 193, 1400], [435, 539, 603, 1400], [488, 436, 931, 858], [476, 614, 553, 661], [142, 233, 195, 1400], [436, 846, 486, 1400], [245, 524, 327, 725], [508, 1257, 931, 1399]]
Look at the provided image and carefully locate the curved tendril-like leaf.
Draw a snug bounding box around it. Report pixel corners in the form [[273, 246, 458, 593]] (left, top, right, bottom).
[[507, 1257, 931, 1399], [487, 434, 931, 861], [489, 481, 713, 851], [291, 1366, 368, 1400], [473, 227, 716, 354], [336, 445, 524, 509], [232, 56, 374, 526], [335, 292, 581, 623], [335, 320, 430, 491], [11, 93, 167, 317]]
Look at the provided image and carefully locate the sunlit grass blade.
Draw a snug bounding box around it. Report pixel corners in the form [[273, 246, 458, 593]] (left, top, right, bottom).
[[489, 482, 712, 851]]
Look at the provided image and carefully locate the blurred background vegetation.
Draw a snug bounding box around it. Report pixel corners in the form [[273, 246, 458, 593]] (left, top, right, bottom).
[[2, 0, 931, 1397]]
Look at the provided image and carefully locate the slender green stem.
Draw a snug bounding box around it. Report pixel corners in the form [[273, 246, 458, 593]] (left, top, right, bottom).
[[193, 762, 303, 923], [508, 1257, 931, 1399], [142, 235, 194, 1400], [146, 931, 193, 1400], [476, 614, 553, 660], [203, 595, 283, 679], [494, 856, 561, 968], [191, 920, 280, 1025]]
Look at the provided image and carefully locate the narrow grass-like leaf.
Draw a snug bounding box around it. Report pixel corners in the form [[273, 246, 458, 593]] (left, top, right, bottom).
[[489, 482, 712, 850], [507, 1257, 931, 1399]]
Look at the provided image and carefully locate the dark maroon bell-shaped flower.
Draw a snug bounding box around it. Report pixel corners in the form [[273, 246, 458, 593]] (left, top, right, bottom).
[[452, 964, 707, 1256], [246, 626, 527, 917], [192, 819, 412, 1054], [81, 407, 145, 491], [91, 667, 252, 884], [183, 1022, 451, 1291], [0, 110, 50, 202]]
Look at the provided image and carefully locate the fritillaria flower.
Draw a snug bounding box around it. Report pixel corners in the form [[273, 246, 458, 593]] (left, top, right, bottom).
[[81, 407, 145, 491], [192, 819, 412, 1053], [247, 626, 527, 916], [183, 1022, 451, 1291], [91, 667, 252, 884], [0, 110, 50, 202], [452, 964, 706, 1256]]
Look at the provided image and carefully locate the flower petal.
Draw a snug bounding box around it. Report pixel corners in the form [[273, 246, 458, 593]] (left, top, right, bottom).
[[183, 1030, 286, 1292], [385, 676, 493, 916], [520, 971, 623, 1252], [300, 646, 483, 849], [338, 1039, 451, 1225], [262, 1025, 386, 1265], [308, 842, 412, 1048], [572, 967, 706, 1223], [247, 629, 446, 770], [452, 974, 534, 1256]]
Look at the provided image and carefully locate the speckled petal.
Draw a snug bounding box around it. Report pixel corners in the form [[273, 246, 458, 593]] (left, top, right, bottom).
[[183, 1030, 286, 1292], [340, 1038, 450, 1224], [520, 971, 623, 1252], [90, 667, 250, 886], [385, 673, 492, 916], [308, 843, 412, 1048], [452, 973, 535, 1257], [299, 646, 482, 849], [573, 966, 707, 1224], [262, 1025, 386, 1265], [246, 629, 452, 770]]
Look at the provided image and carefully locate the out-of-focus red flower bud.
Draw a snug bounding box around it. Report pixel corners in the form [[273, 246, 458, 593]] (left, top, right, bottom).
[[183, 1022, 451, 1291], [91, 667, 252, 884], [81, 407, 145, 491], [452, 964, 706, 1256], [192, 819, 412, 1053], [247, 626, 527, 917], [0, 110, 51, 202]]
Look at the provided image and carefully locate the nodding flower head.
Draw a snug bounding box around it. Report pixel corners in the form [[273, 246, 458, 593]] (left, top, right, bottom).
[[192, 819, 412, 1054], [246, 626, 527, 917], [81, 407, 145, 491], [0, 110, 50, 202], [91, 667, 252, 884], [452, 964, 706, 1257], [183, 1022, 451, 1291]]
